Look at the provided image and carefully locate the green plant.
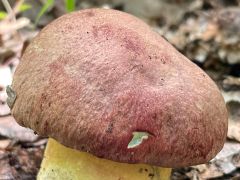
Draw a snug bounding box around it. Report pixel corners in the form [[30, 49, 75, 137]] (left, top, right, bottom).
[[19, 3, 32, 12], [35, 0, 55, 25], [0, 2, 31, 20], [0, 11, 7, 20], [65, 0, 76, 13], [35, 0, 76, 25]]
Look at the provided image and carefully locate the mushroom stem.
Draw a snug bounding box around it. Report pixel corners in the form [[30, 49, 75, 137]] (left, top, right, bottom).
[[38, 138, 172, 180]]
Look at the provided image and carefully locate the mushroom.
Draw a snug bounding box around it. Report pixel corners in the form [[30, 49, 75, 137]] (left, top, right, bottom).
[[8, 8, 228, 180]]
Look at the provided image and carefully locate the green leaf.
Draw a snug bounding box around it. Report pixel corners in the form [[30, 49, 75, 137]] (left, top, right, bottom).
[[64, 0, 75, 13], [35, 0, 55, 25], [0, 11, 7, 20], [127, 132, 149, 149], [19, 3, 32, 12]]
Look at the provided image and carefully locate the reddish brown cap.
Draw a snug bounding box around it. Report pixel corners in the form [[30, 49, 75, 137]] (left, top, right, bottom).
[[10, 8, 228, 167]]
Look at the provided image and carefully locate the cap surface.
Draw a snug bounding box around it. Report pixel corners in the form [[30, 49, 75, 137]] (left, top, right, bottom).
[[11, 8, 228, 167]]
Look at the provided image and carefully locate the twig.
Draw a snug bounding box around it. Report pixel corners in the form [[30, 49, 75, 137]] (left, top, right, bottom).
[[13, 0, 25, 15], [1, 0, 25, 42], [1, 0, 16, 22]]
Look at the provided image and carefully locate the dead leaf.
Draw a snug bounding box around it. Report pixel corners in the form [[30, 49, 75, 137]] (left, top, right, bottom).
[[0, 158, 17, 180], [227, 101, 240, 142], [201, 22, 219, 41], [214, 142, 240, 161], [0, 65, 12, 88], [223, 76, 240, 90], [0, 49, 15, 64], [24, 138, 48, 148], [0, 145, 43, 179], [0, 17, 30, 35], [0, 103, 10, 117], [202, 142, 240, 177], [198, 164, 223, 179], [232, 153, 240, 168], [215, 159, 236, 174], [228, 120, 240, 142], [222, 91, 240, 103], [0, 139, 11, 150], [0, 116, 38, 142], [217, 8, 240, 34], [226, 49, 240, 64]]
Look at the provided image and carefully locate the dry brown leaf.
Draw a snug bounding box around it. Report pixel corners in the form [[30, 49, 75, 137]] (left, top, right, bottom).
[[0, 139, 11, 150], [214, 142, 240, 161], [223, 76, 240, 90], [222, 91, 240, 103], [217, 8, 240, 35], [227, 102, 240, 142], [201, 22, 219, 41], [228, 119, 240, 142], [0, 116, 38, 142], [0, 65, 12, 116], [0, 65, 12, 88], [232, 153, 240, 168], [215, 159, 236, 174], [0, 49, 15, 64], [0, 145, 43, 179], [0, 17, 30, 35], [198, 163, 223, 179], [205, 141, 240, 176], [0, 103, 10, 117], [0, 159, 16, 180]]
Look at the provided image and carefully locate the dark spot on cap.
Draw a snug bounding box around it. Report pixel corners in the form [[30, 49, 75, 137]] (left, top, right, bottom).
[[92, 24, 113, 38], [123, 36, 142, 55], [152, 113, 157, 120], [85, 11, 95, 17], [106, 122, 114, 133], [44, 121, 49, 131], [139, 168, 143, 173], [160, 58, 166, 64], [148, 173, 154, 177]]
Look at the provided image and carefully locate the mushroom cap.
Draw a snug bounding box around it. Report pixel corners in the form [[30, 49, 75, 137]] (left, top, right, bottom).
[[11, 8, 228, 167]]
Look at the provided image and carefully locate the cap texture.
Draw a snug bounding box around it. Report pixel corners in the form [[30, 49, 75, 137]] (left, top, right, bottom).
[[11, 8, 228, 167]]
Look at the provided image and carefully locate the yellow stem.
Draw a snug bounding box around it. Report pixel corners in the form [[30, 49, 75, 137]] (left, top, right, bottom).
[[38, 138, 172, 180]]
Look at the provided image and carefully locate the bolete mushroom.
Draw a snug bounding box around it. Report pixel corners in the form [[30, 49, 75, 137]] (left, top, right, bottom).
[[8, 8, 228, 180]]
